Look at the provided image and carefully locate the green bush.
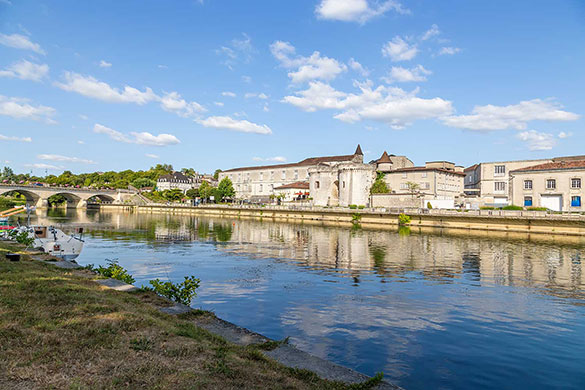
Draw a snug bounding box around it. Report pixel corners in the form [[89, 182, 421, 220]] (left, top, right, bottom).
[[349, 204, 357, 209], [427, 202, 433, 209], [502, 205, 523, 210], [147, 276, 200, 306], [13, 231, 35, 246], [398, 213, 411, 225], [351, 213, 362, 223], [357, 205, 365, 209], [94, 259, 135, 284], [0, 197, 15, 211], [527, 207, 548, 211], [480, 206, 495, 210]]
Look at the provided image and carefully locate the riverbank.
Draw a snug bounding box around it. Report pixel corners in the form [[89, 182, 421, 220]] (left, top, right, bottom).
[[0, 241, 392, 390], [103, 203, 585, 237]]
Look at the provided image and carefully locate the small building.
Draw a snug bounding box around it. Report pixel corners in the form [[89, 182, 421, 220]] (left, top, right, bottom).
[[273, 181, 310, 202], [156, 171, 194, 194], [510, 160, 585, 212]]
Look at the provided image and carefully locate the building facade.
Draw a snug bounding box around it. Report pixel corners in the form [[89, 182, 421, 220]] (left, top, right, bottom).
[[273, 181, 310, 202], [219, 146, 365, 202], [464, 158, 552, 206], [510, 160, 585, 212], [156, 171, 194, 193]]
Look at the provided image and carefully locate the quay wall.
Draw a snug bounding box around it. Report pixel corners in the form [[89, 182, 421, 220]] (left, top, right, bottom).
[[101, 204, 585, 237]]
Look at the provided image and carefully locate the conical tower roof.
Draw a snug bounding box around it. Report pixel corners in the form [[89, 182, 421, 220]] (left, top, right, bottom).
[[377, 151, 392, 163], [354, 144, 363, 156]]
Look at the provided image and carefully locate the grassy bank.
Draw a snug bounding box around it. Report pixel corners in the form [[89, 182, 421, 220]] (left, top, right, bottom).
[[0, 242, 381, 389]]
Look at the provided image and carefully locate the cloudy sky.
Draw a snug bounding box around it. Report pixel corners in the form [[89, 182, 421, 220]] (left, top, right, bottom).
[[0, 0, 583, 174]]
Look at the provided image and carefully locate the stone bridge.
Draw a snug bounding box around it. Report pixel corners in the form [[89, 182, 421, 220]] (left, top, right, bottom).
[[0, 184, 137, 209]]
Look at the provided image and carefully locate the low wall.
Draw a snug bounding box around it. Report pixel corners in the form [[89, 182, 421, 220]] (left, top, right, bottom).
[[100, 204, 585, 237]]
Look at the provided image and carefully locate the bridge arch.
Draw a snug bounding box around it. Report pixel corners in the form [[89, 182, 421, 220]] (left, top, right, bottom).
[[49, 192, 83, 208], [0, 188, 40, 205], [87, 194, 116, 204]]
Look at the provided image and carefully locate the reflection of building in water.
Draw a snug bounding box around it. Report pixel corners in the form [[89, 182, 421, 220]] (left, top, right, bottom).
[[32, 209, 585, 294]]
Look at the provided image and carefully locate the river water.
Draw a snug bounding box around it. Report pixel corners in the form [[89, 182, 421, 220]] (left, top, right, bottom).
[[24, 209, 585, 390]]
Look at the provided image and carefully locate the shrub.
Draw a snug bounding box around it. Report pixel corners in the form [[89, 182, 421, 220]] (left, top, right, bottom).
[[358, 205, 365, 209], [148, 276, 200, 306], [94, 259, 135, 284], [480, 206, 495, 210], [427, 202, 433, 209], [15, 231, 34, 246], [502, 205, 523, 210], [398, 213, 411, 225], [527, 207, 548, 211], [351, 213, 362, 223], [349, 204, 357, 209]]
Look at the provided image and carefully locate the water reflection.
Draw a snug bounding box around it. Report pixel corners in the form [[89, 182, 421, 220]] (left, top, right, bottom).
[[19, 209, 585, 389]]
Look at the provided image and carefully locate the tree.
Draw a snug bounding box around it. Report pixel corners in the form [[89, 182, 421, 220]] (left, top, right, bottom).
[[216, 177, 235, 202], [162, 189, 183, 202], [370, 172, 390, 194], [132, 177, 156, 189], [181, 168, 196, 177], [405, 181, 420, 199], [198, 181, 213, 201], [186, 188, 199, 199], [2, 167, 14, 181], [213, 169, 222, 180]]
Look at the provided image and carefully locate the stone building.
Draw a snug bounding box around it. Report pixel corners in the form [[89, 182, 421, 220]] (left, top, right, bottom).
[[273, 181, 310, 202], [219, 146, 365, 202], [156, 171, 194, 193], [509, 159, 585, 211], [464, 158, 552, 205]]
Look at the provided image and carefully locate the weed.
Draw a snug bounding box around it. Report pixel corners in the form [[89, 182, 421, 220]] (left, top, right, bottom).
[[148, 276, 200, 306], [130, 336, 153, 351], [398, 213, 411, 225], [93, 259, 135, 284]]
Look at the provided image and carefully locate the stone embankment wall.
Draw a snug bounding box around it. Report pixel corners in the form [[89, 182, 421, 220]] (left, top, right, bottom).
[[101, 204, 585, 237]]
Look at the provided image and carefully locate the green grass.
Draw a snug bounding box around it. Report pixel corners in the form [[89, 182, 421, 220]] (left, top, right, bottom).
[[0, 241, 384, 389]]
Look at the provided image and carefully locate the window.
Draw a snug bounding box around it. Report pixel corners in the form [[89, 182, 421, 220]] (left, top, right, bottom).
[[259, 184, 263, 192], [402, 172, 408, 178], [294, 170, 298, 180], [342, 181, 346, 188], [546, 179, 556, 189], [494, 182, 506, 192], [572, 196, 581, 207], [524, 180, 533, 190], [260, 172, 263, 181], [400, 183, 408, 190], [270, 171, 274, 180], [315, 181, 320, 189], [572, 178, 581, 189], [524, 196, 533, 207], [494, 165, 506, 176], [421, 172, 427, 178], [281, 170, 286, 179]]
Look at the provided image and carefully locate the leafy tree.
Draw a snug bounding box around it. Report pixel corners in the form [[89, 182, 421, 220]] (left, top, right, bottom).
[[199, 181, 213, 201], [213, 169, 222, 180], [1, 167, 15, 181], [181, 168, 196, 177], [132, 177, 156, 189], [186, 188, 199, 199], [162, 189, 184, 202], [216, 177, 235, 202], [405, 181, 420, 199], [370, 172, 390, 194]]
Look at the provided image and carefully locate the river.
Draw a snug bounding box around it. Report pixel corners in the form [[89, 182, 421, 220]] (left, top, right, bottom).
[[21, 208, 585, 390]]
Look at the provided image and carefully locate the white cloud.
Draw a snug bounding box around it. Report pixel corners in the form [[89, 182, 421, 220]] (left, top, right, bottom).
[[517, 130, 557, 151], [244, 92, 269, 99], [382, 36, 418, 62], [54, 72, 157, 105], [442, 99, 580, 130], [195, 116, 272, 134], [263, 103, 270, 112], [159, 91, 206, 118], [421, 24, 440, 41], [0, 33, 45, 55], [439, 47, 461, 55], [382, 65, 431, 83], [25, 163, 62, 170], [0, 95, 56, 123], [222, 91, 236, 97], [157, 64, 168, 69], [315, 0, 409, 23], [99, 60, 112, 68], [79, 114, 88, 120], [270, 40, 347, 83], [283, 80, 453, 129], [93, 123, 180, 146], [77, 140, 85, 144], [0, 59, 48, 81], [348, 58, 369, 76], [0, 134, 31, 142], [216, 33, 254, 69], [558, 131, 573, 139], [37, 154, 96, 164], [145, 153, 159, 159], [241, 75, 252, 83], [214, 101, 224, 107], [252, 156, 287, 162]]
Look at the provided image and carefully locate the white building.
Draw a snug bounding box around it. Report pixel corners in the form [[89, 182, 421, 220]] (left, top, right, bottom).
[[156, 171, 194, 193], [218, 146, 365, 202]]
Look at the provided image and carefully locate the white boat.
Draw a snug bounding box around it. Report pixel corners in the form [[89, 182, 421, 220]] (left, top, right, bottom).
[[17, 225, 85, 261]]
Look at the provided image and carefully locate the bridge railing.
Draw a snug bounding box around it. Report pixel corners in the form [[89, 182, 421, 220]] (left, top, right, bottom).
[[0, 183, 134, 194]]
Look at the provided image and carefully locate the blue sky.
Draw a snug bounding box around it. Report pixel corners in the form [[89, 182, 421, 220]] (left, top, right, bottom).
[[0, 0, 584, 175]]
